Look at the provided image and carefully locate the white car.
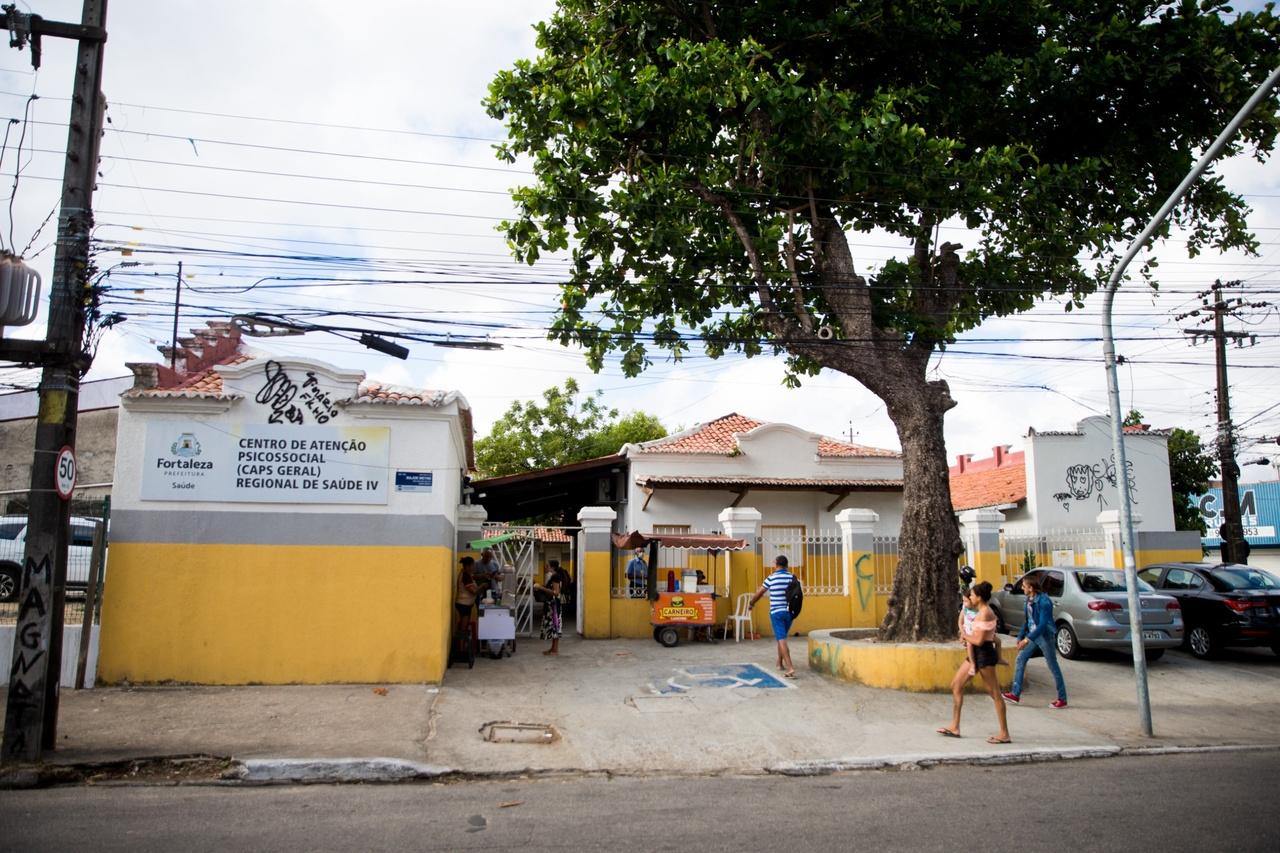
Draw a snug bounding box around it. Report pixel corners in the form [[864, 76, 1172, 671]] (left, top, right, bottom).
[[0, 515, 106, 603]]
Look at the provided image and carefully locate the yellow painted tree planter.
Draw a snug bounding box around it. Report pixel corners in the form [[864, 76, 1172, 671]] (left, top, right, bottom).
[[808, 629, 1013, 693]]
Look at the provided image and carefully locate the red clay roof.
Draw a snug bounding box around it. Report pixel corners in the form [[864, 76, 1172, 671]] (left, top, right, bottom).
[[635, 413, 898, 458], [950, 462, 1028, 512]]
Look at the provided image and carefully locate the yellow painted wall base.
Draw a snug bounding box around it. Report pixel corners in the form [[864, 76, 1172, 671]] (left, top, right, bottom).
[[98, 542, 452, 684], [1136, 548, 1203, 568], [808, 629, 1012, 693]]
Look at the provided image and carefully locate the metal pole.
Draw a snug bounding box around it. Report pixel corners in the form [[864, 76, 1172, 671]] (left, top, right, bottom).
[[170, 261, 182, 370], [2, 0, 109, 764], [1101, 63, 1280, 738]]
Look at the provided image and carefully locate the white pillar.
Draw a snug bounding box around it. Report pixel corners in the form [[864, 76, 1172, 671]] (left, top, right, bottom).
[[456, 504, 487, 552], [836, 508, 878, 595], [1098, 510, 1142, 568]]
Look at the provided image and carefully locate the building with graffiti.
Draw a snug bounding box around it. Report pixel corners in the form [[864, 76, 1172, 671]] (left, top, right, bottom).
[[97, 322, 474, 684], [950, 415, 1200, 574]]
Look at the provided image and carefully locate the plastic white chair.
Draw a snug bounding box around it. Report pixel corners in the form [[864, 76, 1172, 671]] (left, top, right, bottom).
[[724, 593, 755, 642]]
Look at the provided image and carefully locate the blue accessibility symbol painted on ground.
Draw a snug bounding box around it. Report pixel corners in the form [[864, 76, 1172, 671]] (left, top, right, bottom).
[[651, 663, 793, 694]]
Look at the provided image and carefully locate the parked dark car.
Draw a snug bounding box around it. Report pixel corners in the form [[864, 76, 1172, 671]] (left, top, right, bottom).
[[990, 567, 1182, 661], [1137, 563, 1280, 659]]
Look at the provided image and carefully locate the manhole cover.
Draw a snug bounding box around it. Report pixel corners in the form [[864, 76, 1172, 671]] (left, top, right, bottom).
[[479, 721, 560, 744]]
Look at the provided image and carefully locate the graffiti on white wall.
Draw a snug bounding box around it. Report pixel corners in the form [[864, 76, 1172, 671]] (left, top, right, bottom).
[[1052, 455, 1137, 512]]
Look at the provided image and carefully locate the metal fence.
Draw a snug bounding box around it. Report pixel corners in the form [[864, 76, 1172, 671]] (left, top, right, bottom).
[[757, 529, 845, 595], [871, 535, 899, 596], [1000, 526, 1111, 577], [0, 493, 109, 688]]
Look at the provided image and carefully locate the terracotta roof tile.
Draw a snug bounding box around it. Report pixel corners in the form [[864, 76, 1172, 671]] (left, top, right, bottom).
[[635, 413, 898, 458], [950, 462, 1028, 512], [127, 353, 254, 399], [349, 381, 449, 407]]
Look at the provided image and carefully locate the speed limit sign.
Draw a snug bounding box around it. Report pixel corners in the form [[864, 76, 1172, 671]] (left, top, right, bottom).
[[55, 446, 76, 500]]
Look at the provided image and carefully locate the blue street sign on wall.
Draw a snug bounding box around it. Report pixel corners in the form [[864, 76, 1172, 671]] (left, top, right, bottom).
[[394, 471, 433, 493]]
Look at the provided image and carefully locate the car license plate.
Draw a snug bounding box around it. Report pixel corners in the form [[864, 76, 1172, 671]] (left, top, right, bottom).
[[1142, 631, 1161, 641]]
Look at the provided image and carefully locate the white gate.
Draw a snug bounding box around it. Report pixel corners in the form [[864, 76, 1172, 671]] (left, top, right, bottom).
[[479, 525, 537, 637]]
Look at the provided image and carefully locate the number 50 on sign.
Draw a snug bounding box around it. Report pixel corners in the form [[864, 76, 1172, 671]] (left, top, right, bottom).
[[55, 445, 76, 500]]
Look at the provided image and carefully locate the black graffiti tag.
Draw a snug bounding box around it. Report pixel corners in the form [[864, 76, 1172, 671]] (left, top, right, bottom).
[[255, 360, 305, 425], [299, 372, 340, 424]]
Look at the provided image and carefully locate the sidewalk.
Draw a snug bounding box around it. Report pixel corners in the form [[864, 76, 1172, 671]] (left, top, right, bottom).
[[4, 630, 1279, 783]]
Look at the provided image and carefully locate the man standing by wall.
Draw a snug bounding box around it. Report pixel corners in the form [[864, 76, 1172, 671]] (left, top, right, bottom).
[[625, 547, 647, 598], [751, 555, 798, 678]]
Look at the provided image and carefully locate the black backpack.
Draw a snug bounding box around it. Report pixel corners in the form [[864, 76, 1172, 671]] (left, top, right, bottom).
[[785, 575, 803, 618]]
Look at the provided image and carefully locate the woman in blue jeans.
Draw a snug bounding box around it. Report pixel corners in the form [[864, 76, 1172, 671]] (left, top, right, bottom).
[[1002, 575, 1068, 708]]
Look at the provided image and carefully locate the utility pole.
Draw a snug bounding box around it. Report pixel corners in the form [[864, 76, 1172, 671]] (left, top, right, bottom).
[[1, 0, 109, 765], [171, 261, 182, 369], [1179, 279, 1266, 565]]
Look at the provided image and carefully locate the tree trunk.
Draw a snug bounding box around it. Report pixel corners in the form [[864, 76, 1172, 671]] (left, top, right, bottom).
[[877, 373, 963, 642]]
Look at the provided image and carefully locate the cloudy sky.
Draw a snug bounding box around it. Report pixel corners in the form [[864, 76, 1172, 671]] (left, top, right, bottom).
[[2, 1, 1278, 480]]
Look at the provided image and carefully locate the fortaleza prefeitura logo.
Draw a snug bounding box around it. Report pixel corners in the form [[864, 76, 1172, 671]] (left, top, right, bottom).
[[171, 433, 201, 457], [158, 432, 213, 477]]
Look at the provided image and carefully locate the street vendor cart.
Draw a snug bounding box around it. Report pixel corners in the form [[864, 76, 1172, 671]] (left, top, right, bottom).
[[612, 531, 750, 647]]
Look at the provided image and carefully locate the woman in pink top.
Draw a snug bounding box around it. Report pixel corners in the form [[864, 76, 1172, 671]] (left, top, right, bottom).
[[937, 582, 1011, 744]]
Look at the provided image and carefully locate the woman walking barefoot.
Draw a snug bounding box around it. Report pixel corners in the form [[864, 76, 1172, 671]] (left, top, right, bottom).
[[534, 566, 565, 656], [937, 582, 1011, 744]]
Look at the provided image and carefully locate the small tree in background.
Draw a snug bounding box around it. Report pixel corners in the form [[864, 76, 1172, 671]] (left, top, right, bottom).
[[1125, 410, 1218, 536], [476, 378, 667, 478]]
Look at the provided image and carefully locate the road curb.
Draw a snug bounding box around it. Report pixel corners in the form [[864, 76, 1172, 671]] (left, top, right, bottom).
[[233, 758, 455, 785], [765, 741, 1280, 777], [766, 745, 1122, 776], [5, 742, 1277, 788]]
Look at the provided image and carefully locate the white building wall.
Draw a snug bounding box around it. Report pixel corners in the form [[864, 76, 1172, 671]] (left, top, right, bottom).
[[622, 422, 905, 535], [113, 356, 468, 521], [1027, 416, 1174, 531]]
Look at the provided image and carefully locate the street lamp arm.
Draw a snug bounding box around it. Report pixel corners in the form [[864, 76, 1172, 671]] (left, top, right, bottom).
[[1101, 63, 1280, 739]]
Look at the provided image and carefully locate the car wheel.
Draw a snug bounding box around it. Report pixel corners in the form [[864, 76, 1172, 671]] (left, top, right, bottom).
[[657, 626, 679, 648], [1144, 649, 1165, 662], [0, 564, 18, 603], [1187, 625, 1215, 659], [1056, 622, 1082, 660]]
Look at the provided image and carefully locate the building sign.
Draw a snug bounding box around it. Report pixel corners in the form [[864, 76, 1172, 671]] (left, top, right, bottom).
[[394, 471, 433, 493], [1195, 481, 1280, 546], [650, 592, 716, 626], [142, 423, 390, 504]]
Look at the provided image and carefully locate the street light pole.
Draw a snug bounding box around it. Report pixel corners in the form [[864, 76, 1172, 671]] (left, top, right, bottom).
[[1100, 63, 1280, 738]]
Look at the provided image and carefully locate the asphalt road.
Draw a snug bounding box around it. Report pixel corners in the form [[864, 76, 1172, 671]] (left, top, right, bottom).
[[3, 750, 1278, 852]]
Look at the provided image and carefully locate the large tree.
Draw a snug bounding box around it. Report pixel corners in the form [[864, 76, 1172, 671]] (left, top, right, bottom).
[[476, 379, 667, 478], [487, 1, 1279, 640], [1125, 410, 1219, 536]]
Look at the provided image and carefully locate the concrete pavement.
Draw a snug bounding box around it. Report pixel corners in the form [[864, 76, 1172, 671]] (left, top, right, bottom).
[[3, 628, 1279, 784]]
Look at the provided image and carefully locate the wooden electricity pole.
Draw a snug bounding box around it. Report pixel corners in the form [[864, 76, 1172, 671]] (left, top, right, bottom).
[[1181, 280, 1256, 566], [1, 0, 109, 765]]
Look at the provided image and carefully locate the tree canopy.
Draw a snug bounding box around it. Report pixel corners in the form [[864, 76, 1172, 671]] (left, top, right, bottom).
[[487, 1, 1279, 640], [475, 379, 667, 478]]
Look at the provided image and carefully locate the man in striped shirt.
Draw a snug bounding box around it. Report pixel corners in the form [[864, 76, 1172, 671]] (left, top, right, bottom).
[[750, 555, 798, 678]]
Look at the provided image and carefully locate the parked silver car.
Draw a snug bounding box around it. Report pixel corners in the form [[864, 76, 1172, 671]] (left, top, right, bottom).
[[990, 567, 1183, 661], [0, 515, 106, 603]]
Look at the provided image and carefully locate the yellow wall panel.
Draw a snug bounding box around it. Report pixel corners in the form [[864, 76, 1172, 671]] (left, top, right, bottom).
[[98, 542, 452, 684]]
